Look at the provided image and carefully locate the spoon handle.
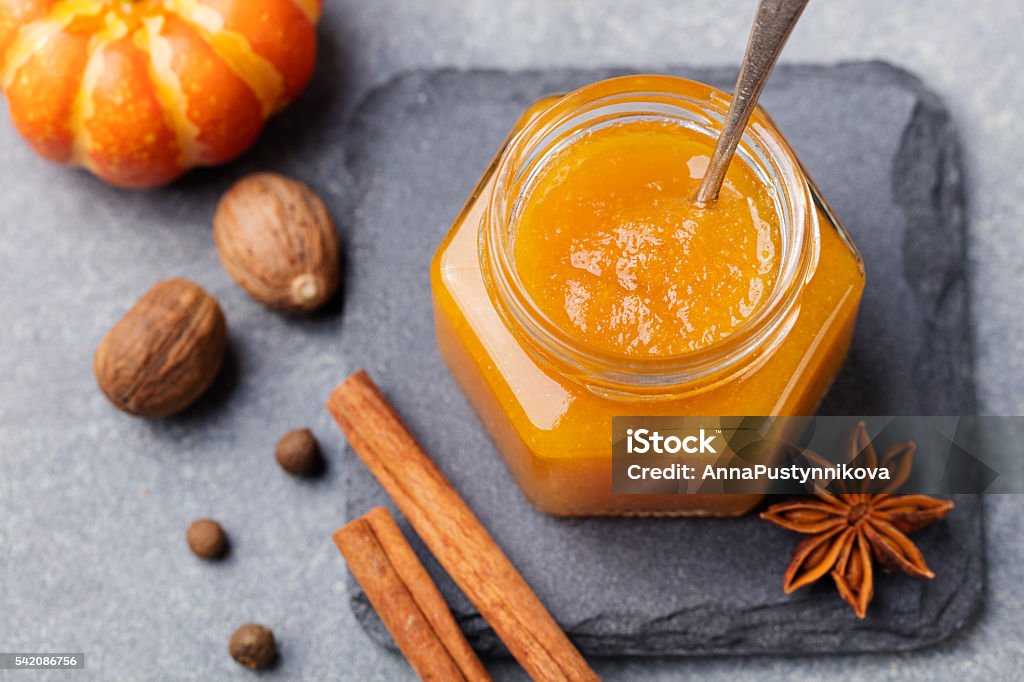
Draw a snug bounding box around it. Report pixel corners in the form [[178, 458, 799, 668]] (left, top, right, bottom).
[[694, 0, 810, 206]]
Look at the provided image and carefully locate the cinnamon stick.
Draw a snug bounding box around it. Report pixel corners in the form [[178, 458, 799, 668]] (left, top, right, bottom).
[[327, 371, 598, 682], [334, 507, 490, 681]]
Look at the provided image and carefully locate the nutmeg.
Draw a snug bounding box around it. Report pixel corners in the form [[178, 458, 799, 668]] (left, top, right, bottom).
[[229, 623, 276, 670], [214, 173, 340, 313], [93, 278, 227, 418]]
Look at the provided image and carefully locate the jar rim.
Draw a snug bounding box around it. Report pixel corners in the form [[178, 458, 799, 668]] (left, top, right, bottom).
[[480, 74, 819, 395]]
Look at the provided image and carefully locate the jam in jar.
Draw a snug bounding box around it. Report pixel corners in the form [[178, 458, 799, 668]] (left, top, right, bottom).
[[431, 75, 864, 516]]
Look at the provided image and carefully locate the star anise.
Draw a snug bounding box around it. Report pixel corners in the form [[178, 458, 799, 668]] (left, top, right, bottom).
[[762, 422, 954, 619], [761, 493, 954, 618]]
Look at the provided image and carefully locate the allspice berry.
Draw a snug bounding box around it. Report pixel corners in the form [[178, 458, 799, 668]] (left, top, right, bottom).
[[94, 278, 227, 418], [186, 518, 227, 559], [274, 428, 322, 477], [214, 173, 340, 313], [229, 623, 276, 670]]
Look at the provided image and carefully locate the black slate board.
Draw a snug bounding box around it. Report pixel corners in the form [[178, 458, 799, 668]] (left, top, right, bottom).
[[338, 63, 982, 656]]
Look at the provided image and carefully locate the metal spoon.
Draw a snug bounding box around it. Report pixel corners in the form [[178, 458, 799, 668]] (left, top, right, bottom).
[[694, 0, 810, 206]]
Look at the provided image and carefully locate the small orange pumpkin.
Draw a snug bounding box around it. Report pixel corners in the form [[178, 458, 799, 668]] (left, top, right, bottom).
[[0, 0, 321, 188]]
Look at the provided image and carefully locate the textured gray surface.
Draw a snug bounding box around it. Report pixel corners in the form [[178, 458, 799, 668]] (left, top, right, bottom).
[[339, 64, 979, 656], [1, 2, 1022, 681]]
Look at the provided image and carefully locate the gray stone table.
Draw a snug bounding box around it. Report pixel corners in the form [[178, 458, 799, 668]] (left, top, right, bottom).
[[1, 2, 1022, 681]]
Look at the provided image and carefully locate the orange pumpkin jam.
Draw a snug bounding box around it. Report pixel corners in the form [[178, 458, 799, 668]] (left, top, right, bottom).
[[513, 120, 781, 357]]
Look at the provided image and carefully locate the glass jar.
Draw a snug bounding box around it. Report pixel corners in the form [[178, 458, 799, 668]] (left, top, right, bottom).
[[431, 75, 864, 516]]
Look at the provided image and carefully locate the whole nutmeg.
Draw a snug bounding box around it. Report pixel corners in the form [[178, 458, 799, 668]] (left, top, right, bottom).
[[274, 428, 322, 477], [229, 623, 277, 670], [186, 518, 228, 559], [94, 278, 227, 418], [214, 173, 340, 313]]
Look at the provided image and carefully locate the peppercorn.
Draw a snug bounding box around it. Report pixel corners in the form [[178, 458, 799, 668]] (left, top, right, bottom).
[[186, 518, 228, 559], [274, 428, 323, 477], [229, 623, 277, 670]]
